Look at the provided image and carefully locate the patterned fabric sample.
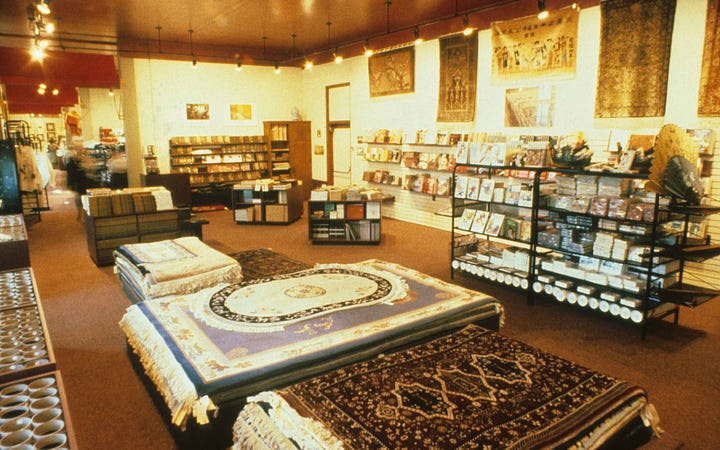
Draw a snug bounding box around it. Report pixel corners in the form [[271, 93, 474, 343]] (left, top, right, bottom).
[[437, 33, 478, 122], [595, 0, 676, 118]]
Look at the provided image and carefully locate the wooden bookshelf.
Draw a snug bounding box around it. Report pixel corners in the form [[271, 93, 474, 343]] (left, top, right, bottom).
[[308, 199, 381, 245]]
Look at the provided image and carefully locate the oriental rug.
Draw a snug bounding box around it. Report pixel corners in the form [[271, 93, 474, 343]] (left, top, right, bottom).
[[237, 324, 659, 449], [595, 0, 676, 118], [437, 33, 477, 123], [491, 6, 579, 83], [368, 46, 415, 97], [230, 248, 309, 281], [698, 0, 720, 116], [119, 259, 503, 427]]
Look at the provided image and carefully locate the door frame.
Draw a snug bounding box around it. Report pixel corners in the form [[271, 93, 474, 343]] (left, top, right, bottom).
[[325, 82, 350, 186]]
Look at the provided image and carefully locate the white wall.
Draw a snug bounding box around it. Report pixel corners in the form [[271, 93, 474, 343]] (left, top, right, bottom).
[[120, 58, 305, 185], [297, 1, 720, 232], [77, 87, 124, 143]]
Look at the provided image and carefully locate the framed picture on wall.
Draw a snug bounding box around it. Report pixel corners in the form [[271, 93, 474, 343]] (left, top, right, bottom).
[[46, 123, 55, 131], [368, 46, 415, 97], [227, 103, 254, 124], [185, 103, 210, 121], [47, 131, 56, 141]]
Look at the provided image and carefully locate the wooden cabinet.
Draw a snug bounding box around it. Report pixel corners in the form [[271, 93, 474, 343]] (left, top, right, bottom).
[[232, 183, 303, 224], [264, 121, 312, 200], [308, 200, 381, 244], [84, 208, 200, 266]]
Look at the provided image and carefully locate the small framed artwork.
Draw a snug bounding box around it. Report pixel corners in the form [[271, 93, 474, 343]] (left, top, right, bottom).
[[47, 131, 56, 141], [46, 123, 55, 131], [228, 103, 254, 123], [185, 103, 210, 121]]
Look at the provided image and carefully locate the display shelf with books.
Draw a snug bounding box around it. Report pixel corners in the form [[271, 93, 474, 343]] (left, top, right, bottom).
[[451, 165, 539, 292], [308, 199, 381, 245], [231, 180, 302, 224], [450, 161, 716, 337], [169, 135, 268, 208]]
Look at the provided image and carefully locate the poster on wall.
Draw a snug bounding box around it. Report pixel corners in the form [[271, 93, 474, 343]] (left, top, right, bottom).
[[437, 33, 478, 123], [595, 0, 676, 118], [491, 6, 579, 83], [504, 86, 556, 127], [228, 103, 254, 123], [368, 46, 415, 97], [698, 0, 720, 116], [185, 103, 210, 121]]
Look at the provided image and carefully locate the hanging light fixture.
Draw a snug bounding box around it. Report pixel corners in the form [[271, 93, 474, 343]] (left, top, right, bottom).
[[51, 88, 59, 96], [236, 58, 243, 72], [537, 1, 549, 20], [462, 14, 474, 36], [414, 26, 423, 46], [334, 49, 343, 64], [364, 40, 374, 57], [35, 0, 51, 16], [188, 28, 197, 67]]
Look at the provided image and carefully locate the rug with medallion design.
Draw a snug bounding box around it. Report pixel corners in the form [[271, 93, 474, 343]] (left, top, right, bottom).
[[120, 259, 504, 429], [235, 324, 660, 449]]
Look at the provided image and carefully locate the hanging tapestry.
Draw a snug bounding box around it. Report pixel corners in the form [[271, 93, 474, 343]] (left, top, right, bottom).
[[368, 46, 415, 97], [698, 0, 720, 115], [437, 33, 477, 122], [595, 0, 676, 118], [491, 6, 579, 82]]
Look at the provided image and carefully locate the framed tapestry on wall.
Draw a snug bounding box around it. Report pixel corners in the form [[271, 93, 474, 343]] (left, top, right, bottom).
[[594, 0, 676, 118], [368, 46, 415, 97], [698, 0, 720, 116], [490, 6, 579, 83], [437, 33, 478, 123]]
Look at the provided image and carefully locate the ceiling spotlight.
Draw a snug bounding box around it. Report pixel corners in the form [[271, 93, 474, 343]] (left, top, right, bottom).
[[537, 0, 549, 20], [192, 56, 197, 68], [45, 22, 54, 33], [39, 83, 47, 89], [334, 52, 343, 64], [274, 65, 281, 74], [30, 44, 45, 61], [51, 88, 59, 95], [35, 1, 51, 16], [304, 60, 313, 70], [236, 61, 242, 72], [108, 89, 114, 97], [364, 40, 374, 57], [37, 86, 45, 95], [462, 14, 474, 36], [413, 27, 423, 46]]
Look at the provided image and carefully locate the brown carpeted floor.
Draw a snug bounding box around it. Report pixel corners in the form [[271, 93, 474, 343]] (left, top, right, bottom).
[[22, 190, 719, 449]]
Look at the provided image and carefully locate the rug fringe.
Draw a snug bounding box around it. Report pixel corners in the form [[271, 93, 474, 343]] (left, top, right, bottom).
[[119, 306, 217, 428], [248, 392, 344, 450]]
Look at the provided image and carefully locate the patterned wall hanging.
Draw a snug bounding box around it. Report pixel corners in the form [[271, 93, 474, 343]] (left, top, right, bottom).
[[491, 6, 579, 83], [368, 46, 415, 97], [594, 0, 676, 118], [698, 0, 720, 116], [437, 33, 478, 123]]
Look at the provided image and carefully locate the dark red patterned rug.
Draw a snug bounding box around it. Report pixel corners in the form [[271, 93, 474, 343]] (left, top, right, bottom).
[[230, 248, 310, 281], [245, 324, 654, 449]]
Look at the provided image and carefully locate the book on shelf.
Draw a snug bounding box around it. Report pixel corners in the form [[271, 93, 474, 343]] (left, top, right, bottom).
[[365, 202, 381, 219], [424, 177, 439, 195], [502, 217, 521, 240], [436, 176, 451, 196], [457, 209, 476, 230], [478, 179, 495, 202], [484, 213, 505, 236], [455, 142, 469, 164], [519, 219, 533, 242], [465, 177, 481, 200], [470, 210, 490, 234], [454, 175, 468, 198]]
